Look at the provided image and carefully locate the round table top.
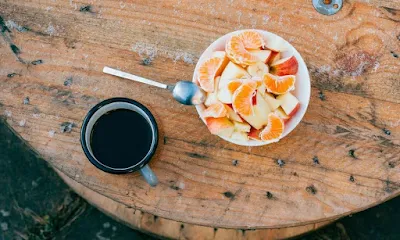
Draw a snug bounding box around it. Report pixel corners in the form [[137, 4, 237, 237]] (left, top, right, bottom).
[[0, 0, 399, 230]]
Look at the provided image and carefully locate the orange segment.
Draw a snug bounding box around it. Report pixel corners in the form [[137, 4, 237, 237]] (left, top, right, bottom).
[[198, 57, 224, 93], [263, 73, 296, 95], [232, 81, 257, 117], [239, 31, 265, 49], [227, 80, 243, 93], [226, 31, 265, 66], [260, 113, 284, 142], [203, 102, 228, 118]]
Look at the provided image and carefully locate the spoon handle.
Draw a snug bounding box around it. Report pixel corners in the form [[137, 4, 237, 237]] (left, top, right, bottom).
[[103, 66, 168, 89]]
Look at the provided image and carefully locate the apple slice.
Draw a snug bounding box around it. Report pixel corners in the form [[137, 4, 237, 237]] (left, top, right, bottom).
[[274, 107, 290, 122], [226, 104, 243, 122], [204, 76, 220, 106], [256, 84, 267, 97], [219, 61, 250, 89], [248, 50, 272, 63], [268, 51, 281, 64], [263, 92, 281, 111], [203, 102, 227, 118], [231, 130, 249, 141], [248, 127, 261, 140], [276, 92, 300, 116], [247, 61, 269, 78], [205, 92, 218, 107], [217, 86, 233, 103], [270, 56, 299, 76], [264, 37, 287, 52], [211, 51, 230, 74], [240, 91, 271, 129], [217, 79, 244, 104], [206, 117, 235, 137], [234, 121, 251, 132]]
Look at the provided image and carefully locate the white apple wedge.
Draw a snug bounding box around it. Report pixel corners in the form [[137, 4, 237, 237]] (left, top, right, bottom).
[[276, 92, 300, 116], [274, 107, 290, 122], [205, 76, 220, 106], [234, 121, 251, 132], [263, 92, 281, 111], [248, 50, 272, 63], [219, 61, 250, 89], [240, 91, 271, 129], [226, 105, 243, 122], [231, 131, 249, 141]]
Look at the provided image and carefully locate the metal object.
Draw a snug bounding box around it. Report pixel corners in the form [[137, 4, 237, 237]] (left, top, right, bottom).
[[103, 67, 206, 106], [312, 0, 343, 16], [171, 81, 206, 105]]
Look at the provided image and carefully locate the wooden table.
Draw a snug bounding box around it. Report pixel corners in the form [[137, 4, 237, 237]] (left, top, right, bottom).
[[1, 0, 399, 239]]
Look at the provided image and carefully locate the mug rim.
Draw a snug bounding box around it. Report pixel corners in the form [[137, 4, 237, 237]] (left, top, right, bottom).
[[80, 97, 159, 174]]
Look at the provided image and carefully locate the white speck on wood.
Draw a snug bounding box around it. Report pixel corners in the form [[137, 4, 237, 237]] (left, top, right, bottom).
[[4, 110, 11, 117], [262, 16, 270, 24], [46, 23, 56, 36], [372, 61, 380, 72], [178, 182, 185, 189], [319, 65, 332, 73], [48, 130, 56, 138], [5, 20, 26, 32], [19, 119, 26, 127], [131, 42, 197, 64]]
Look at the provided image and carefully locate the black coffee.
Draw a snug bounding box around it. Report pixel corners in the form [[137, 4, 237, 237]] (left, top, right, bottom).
[[90, 109, 153, 169]]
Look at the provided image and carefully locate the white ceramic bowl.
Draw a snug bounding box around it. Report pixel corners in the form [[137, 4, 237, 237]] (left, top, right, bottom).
[[193, 29, 311, 146]]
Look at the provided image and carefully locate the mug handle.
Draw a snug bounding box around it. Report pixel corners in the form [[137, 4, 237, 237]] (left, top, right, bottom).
[[139, 164, 158, 187]]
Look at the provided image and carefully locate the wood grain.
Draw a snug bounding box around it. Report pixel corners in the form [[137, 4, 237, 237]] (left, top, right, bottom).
[[56, 170, 333, 240], [0, 0, 399, 229]]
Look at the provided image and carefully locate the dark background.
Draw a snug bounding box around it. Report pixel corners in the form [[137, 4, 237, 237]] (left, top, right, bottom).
[[0, 118, 398, 240]]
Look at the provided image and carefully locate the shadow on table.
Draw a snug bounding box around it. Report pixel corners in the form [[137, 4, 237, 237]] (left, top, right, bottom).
[[0, 118, 398, 240]]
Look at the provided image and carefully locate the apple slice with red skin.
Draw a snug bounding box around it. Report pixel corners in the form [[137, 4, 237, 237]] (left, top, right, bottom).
[[274, 107, 290, 123], [206, 117, 235, 137], [248, 50, 272, 63], [270, 56, 299, 76], [276, 92, 300, 117], [267, 51, 281, 65], [248, 127, 261, 140]]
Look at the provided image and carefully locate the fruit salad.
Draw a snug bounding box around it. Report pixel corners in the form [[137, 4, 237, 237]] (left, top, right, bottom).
[[197, 30, 301, 143]]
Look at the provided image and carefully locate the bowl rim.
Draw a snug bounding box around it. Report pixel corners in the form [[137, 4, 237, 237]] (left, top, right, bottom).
[[193, 29, 311, 146]]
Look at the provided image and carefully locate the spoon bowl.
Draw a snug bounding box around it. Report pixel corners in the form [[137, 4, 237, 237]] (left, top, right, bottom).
[[171, 81, 206, 105]]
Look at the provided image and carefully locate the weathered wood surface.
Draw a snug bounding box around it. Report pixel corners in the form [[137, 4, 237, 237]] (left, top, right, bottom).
[[0, 0, 399, 230], [56, 170, 333, 240]]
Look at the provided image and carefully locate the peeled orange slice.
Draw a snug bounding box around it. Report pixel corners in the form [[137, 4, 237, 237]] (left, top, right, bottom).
[[203, 102, 228, 118], [263, 73, 295, 95], [227, 80, 243, 93], [239, 31, 265, 49], [232, 81, 257, 117], [198, 57, 225, 93], [260, 113, 284, 142], [226, 31, 265, 66]]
